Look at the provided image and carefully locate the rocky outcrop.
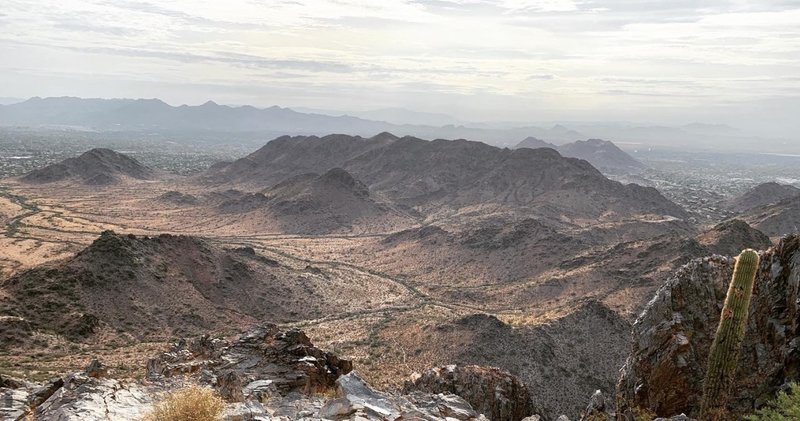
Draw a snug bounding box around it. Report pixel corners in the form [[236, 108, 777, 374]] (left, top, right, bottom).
[[580, 390, 613, 421], [616, 235, 800, 420], [404, 364, 534, 421], [335, 371, 488, 420], [32, 374, 154, 420], [146, 324, 353, 397], [1, 325, 494, 421]]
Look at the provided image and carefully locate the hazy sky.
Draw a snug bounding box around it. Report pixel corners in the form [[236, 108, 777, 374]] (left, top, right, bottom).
[[1, 1, 799, 133]]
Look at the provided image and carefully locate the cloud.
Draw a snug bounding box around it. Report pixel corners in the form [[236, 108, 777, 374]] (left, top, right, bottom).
[[0, 0, 798, 129]]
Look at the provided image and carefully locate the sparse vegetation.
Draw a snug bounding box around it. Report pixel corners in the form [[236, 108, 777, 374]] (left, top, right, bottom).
[[745, 383, 800, 421], [632, 407, 657, 421], [145, 385, 225, 421]]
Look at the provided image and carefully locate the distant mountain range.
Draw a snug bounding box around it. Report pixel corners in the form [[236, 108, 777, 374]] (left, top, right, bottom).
[[0, 96, 790, 152], [292, 106, 464, 127], [0, 97, 24, 105]]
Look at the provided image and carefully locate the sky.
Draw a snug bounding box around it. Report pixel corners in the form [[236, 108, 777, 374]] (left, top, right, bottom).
[[1, 0, 799, 135]]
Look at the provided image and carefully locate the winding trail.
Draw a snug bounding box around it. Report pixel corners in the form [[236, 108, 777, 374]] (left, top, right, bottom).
[[0, 187, 40, 237]]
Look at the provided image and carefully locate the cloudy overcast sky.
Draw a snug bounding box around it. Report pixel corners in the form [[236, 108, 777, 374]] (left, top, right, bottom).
[[1, 0, 799, 132]]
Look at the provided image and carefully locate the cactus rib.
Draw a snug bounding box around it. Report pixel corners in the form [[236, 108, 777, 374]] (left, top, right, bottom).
[[699, 249, 760, 421]]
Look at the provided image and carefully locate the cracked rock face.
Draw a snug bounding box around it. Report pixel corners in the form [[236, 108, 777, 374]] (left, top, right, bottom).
[[616, 235, 800, 420], [33, 374, 155, 420], [336, 371, 488, 421], [403, 364, 534, 421], [0, 386, 30, 420], [146, 324, 354, 398]]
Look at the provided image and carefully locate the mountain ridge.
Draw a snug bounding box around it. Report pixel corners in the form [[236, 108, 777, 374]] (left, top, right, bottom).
[[205, 133, 685, 224]]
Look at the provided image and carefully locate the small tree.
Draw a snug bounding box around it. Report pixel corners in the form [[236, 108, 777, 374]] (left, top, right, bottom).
[[745, 383, 800, 421]]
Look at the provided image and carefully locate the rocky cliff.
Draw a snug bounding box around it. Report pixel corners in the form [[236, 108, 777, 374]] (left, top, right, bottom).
[[616, 234, 800, 420]]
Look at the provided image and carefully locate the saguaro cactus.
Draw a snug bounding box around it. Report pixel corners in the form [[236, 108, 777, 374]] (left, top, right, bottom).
[[700, 249, 760, 421]]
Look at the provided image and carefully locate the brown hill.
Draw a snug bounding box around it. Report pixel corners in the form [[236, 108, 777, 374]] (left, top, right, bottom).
[[725, 181, 800, 212], [215, 168, 418, 234], [205, 133, 685, 225], [739, 195, 800, 237], [695, 219, 772, 256], [20, 148, 153, 185], [0, 231, 415, 349]]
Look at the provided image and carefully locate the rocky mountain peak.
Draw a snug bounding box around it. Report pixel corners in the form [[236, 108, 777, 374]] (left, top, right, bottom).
[[516, 137, 555, 149], [319, 167, 369, 197]]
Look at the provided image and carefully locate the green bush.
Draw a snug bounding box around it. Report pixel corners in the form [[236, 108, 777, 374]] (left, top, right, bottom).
[[745, 383, 800, 421]]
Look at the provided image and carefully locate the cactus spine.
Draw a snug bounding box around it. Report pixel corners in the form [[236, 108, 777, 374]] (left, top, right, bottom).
[[699, 249, 760, 421]]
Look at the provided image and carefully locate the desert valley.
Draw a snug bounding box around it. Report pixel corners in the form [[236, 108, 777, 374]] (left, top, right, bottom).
[[1, 101, 799, 420], [2, 1, 800, 420]]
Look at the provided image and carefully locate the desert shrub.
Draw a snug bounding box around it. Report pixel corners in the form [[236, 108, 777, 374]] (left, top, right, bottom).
[[630, 407, 656, 421], [745, 383, 800, 421], [145, 385, 225, 421]]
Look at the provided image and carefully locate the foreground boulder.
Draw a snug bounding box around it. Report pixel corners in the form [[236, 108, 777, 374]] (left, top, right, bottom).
[[616, 235, 800, 419], [404, 364, 534, 421], [330, 371, 487, 420]]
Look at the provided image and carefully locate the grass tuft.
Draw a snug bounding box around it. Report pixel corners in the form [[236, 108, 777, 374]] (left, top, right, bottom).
[[145, 385, 225, 421]]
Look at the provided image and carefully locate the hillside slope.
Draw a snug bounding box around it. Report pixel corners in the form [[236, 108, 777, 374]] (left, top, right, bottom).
[[739, 195, 800, 237], [216, 168, 418, 234], [725, 182, 800, 212], [0, 231, 415, 348]]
